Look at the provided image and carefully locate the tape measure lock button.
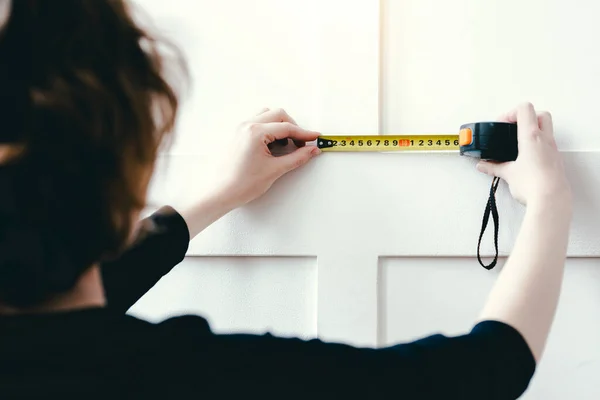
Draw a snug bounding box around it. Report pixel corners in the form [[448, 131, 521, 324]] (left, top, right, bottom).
[[459, 128, 473, 146]]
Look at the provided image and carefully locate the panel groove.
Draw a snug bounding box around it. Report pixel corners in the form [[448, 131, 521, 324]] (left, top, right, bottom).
[[376, 256, 387, 347], [129, 256, 318, 339]]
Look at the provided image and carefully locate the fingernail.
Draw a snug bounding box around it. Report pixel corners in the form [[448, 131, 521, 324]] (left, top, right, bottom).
[[312, 147, 321, 156]]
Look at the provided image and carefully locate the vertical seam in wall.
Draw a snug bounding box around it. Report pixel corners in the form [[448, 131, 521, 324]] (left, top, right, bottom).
[[315, 256, 320, 338], [376, 256, 385, 347], [377, 0, 385, 135]]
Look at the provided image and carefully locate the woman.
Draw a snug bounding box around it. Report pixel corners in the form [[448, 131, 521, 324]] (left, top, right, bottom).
[[0, 1, 572, 399]]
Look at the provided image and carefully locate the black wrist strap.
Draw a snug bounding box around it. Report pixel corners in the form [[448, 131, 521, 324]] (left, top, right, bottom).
[[477, 177, 501, 270]]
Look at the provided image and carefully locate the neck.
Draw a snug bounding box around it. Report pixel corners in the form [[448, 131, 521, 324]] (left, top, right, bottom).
[[0, 265, 106, 315]]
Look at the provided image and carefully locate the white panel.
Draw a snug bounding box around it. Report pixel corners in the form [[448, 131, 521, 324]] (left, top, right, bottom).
[[381, 2, 600, 395], [128, 256, 317, 339], [133, 0, 382, 348], [381, 0, 600, 151], [131, 0, 380, 158], [144, 150, 600, 353], [151, 151, 600, 258], [380, 258, 600, 399], [316, 253, 379, 346], [130, 1, 600, 397], [378, 257, 500, 344]]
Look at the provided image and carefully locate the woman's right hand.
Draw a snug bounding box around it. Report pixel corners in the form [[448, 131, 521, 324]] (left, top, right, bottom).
[[477, 103, 573, 364], [475, 102, 571, 209]]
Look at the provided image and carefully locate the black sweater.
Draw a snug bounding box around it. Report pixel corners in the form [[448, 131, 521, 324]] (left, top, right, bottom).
[[0, 206, 536, 399]]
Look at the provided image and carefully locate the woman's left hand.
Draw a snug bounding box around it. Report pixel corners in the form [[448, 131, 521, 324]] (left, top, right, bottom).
[[213, 107, 322, 208]]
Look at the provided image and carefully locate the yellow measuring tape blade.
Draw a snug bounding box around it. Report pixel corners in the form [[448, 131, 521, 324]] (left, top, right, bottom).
[[317, 134, 461, 152]]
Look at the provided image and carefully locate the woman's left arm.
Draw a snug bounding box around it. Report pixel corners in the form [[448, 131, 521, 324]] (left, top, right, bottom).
[[101, 108, 321, 312], [100, 205, 191, 313]]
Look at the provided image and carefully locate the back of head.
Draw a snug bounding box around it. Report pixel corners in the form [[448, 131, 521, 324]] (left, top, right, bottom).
[[0, 0, 187, 308]]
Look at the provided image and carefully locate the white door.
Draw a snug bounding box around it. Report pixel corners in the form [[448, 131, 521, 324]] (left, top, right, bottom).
[[128, 1, 600, 398]]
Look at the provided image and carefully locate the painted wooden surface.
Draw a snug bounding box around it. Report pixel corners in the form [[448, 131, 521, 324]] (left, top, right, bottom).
[[128, 1, 600, 398]]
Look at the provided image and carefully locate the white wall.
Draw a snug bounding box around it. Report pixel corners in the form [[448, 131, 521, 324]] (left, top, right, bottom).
[[128, 1, 600, 398]]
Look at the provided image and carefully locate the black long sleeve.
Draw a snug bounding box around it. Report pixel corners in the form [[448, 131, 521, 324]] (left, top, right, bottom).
[[95, 206, 536, 399], [153, 315, 536, 399], [100, 206, 190, 313]]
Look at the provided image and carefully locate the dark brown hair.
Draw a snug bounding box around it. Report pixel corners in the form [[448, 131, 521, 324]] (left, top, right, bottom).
[[0, 0, 188, 306]]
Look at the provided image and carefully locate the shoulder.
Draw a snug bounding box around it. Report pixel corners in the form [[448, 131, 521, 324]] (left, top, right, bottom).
[[126, 313, 217, 357], [120, 312, 213, 338], [114, 313, 216, 366], [153, 314, 213, 337]]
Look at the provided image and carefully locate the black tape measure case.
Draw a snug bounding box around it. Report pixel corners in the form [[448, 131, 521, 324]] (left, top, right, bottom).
[[459, 122, 518, 162]]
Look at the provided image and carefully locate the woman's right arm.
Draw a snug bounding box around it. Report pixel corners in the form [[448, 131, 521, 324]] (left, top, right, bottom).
[[475, 102, 573, 362]]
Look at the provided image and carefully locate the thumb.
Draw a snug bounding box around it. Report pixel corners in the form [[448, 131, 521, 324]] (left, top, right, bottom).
[[276, 146, 321, 175], [476, 160, 510, 179]]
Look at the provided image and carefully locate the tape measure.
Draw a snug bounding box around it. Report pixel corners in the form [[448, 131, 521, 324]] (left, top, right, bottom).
[[316, 122, 519, 162]]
